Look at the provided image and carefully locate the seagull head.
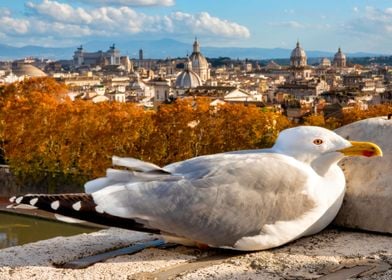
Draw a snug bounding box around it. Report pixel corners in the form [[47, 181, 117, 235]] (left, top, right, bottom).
[[273, 126, 382, 175]]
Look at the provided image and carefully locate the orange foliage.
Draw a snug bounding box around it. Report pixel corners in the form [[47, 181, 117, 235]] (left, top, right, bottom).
[[341, 104, 392, 125], [3, 78, 391, 186], [303, 114, 326, 127], [147, 99, 291, 166], [303, 104, 392, 129], [0, 77, 68, 106], [1, 79, 292, 181], [2, 97, 154, 179]]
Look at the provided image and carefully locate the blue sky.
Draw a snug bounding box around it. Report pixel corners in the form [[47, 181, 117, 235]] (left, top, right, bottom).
[[1, 0, 392, 53]]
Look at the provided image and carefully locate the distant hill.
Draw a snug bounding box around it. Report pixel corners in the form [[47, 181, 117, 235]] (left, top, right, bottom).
[[0, 44, 74, 60], [0, 39, 388, 61]]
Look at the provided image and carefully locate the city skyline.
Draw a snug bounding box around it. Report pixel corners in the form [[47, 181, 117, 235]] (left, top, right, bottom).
[[1, 0, 392, 54]]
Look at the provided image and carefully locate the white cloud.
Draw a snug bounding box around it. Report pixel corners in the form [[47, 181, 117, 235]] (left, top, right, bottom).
[[0, 8, 11, 17], [2, 0, 249, 46], [171, 12, 250, 37], [345, 6, 392, 35], [386, 8, 392, 15], [337, 6, 392, 52], [26, 0, 93, 24], [268, 21, 304, 29], [0, 14, 30, 35], [79, 0, 174, 6], [34, 20, 94, 37]]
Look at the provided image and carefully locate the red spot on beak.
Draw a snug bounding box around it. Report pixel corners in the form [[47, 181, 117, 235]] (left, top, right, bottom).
[[362, 150, 374, 157]]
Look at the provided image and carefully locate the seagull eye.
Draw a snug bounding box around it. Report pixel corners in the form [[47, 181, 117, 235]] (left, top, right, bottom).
[[313, 139, 324, 145]]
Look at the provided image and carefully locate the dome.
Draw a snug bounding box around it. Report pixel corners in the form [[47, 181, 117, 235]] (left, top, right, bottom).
[[175, 70, 202, 88], [189, 38, 208, 71], [333, 48, 347, 68], [334, 48, 346, 60], [290, 41, 307, 60], [290, 41, 307, 67], [186, 38, 210, 82], [320, 57, 331, 67], [12, 63, 47, 77], [190, 52, 208, 69], [175, 58, 202, 88], [266, 60, 281, 70]]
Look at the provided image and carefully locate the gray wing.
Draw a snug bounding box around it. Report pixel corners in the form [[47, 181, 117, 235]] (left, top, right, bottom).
[[84, 156, 175, 193], [91, 153, 315, 247]]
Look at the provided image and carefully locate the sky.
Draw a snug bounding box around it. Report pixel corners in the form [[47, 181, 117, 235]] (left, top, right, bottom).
[[1, 0, 392, 53]]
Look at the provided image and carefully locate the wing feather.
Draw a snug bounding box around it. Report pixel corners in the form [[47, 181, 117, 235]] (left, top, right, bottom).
[[112, 156, 170, 173], [92, 153, 316, 247]]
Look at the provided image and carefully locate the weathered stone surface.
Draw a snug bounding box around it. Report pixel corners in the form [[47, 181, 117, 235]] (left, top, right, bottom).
[[0, 229, 391, 279], [333, 116, 392, 233]]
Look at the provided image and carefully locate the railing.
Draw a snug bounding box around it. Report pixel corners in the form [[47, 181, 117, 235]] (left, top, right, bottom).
[[0, 165, 10, 174], [0, 165, 83, 196]]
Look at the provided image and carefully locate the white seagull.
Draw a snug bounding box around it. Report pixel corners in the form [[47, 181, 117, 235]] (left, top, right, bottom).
[[10, 126, 382, 251]]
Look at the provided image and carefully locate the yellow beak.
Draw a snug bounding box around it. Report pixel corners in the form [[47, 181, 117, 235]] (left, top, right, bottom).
[[338, 141, 383, 157]]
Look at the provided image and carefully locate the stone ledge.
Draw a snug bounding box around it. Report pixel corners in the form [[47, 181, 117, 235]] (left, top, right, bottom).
[[0, 228, 391, 279]]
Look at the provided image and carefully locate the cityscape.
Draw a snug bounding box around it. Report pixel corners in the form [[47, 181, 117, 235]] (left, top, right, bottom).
[[1, 37, 392, 121], [1, 1, 392, 279], [1, 1, 392, 122]]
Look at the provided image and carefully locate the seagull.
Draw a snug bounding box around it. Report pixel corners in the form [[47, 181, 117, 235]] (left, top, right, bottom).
[[10, 126, 382, 251]]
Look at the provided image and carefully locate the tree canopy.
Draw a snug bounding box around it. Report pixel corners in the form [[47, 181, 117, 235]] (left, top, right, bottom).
[[1, 77, 390, 187], [0, 78, 290, 181]]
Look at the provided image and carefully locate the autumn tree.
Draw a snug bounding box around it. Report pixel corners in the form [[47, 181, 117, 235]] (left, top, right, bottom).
[[342, 104, 392, 125], [302, 104, 392, 130], [0, 78, 67, 161], [1, 78, 292, 189], [147, 99, 291, 166]]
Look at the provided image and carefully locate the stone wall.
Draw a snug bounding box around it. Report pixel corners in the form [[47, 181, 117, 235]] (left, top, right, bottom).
[[0, 165, 16, 197], [0, 165, 84, 197]]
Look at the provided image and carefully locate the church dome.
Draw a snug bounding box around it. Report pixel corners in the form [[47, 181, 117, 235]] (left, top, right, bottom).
[[334, 47, 346, 60], [333, 47, 347, 68], [190, 52, 208, 69], [189, 38, 209, 75], [290, 41, 307, 67], [175, 58, 202, 88], [175, 71, 202, 88], [12, 63, 47, 77], [320, 57, 331, 67]]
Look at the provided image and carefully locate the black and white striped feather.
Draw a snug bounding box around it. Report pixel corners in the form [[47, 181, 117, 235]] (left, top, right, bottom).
[[9, 193, 160, 234], [8, 156, 177, 234]]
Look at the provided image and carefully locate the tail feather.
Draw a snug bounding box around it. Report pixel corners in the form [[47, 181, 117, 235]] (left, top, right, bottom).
[[9, 193, 160, 234]]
